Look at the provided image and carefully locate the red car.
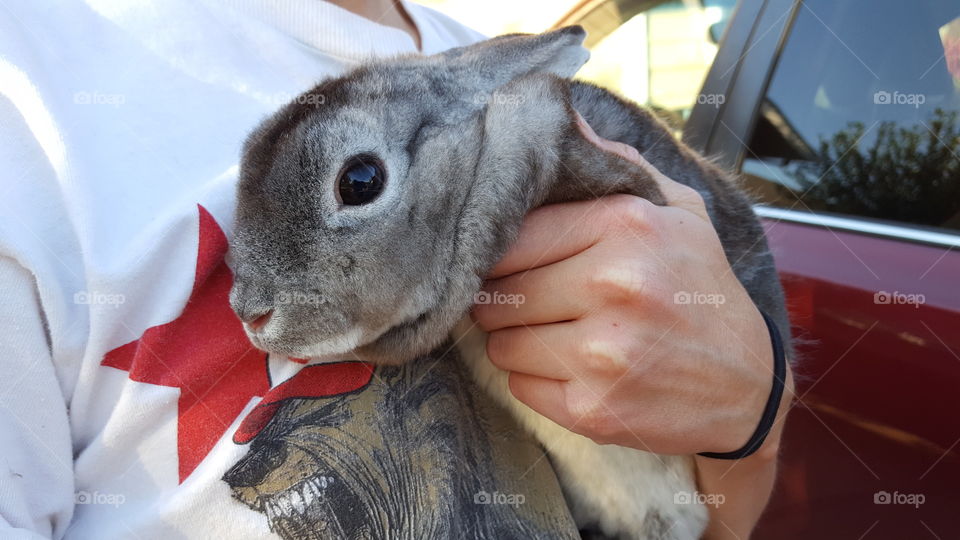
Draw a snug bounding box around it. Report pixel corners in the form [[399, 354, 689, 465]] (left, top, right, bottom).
[[559, 0, 960, 537]]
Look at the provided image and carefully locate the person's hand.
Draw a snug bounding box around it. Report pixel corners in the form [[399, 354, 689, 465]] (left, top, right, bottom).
[[471, 115, 781, 456]]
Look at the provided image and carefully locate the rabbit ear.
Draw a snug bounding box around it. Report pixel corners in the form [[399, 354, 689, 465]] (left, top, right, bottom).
[[438, 26, 590, 88], [475, 73, 667, 208]]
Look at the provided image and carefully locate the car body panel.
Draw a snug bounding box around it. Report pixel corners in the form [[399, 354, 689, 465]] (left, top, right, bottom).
[[751, 214, 960, 538]]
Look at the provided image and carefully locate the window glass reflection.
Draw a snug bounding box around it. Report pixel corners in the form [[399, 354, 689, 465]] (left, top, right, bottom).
[[743, 0, 960, 232]]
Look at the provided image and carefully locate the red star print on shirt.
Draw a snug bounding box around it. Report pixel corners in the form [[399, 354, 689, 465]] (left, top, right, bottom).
[[102, 205, 271, 482], [101, 205, 376, 483]]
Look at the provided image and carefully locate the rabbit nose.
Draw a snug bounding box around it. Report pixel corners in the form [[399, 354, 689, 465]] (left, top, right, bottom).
[[242, 309, 274, 331], [229, 276, 276, 330]]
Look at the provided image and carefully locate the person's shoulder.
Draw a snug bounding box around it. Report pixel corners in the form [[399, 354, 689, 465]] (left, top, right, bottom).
[[404, 2, 488, 48]]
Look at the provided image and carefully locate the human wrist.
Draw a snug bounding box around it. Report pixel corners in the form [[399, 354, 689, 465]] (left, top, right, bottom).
[[700, 310, 790, 459]]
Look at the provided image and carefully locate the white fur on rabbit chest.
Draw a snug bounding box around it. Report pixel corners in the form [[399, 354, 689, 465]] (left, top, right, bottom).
[[452, 318, 708, 540]]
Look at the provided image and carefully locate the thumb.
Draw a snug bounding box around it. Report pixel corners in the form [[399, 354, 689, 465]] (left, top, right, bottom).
[[574, 112, 710, 220]]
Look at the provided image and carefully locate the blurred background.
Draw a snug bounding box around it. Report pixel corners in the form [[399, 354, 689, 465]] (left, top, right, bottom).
[[421, 0, 737, 134]]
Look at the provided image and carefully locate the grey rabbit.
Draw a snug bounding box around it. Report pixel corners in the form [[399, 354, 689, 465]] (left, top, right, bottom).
[[228, 26, 790, 540]]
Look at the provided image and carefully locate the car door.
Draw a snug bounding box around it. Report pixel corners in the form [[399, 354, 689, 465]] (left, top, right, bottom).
[[689, 0, 960, 538]]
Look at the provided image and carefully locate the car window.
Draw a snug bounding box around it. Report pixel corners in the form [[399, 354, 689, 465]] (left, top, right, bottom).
[[573, 0, 738, 134], [741, 0, 960, 233]]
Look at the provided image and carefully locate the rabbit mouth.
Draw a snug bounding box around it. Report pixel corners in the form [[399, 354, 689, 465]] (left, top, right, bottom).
[[247, 324, 368, 360], [247, 298, 440, 362]]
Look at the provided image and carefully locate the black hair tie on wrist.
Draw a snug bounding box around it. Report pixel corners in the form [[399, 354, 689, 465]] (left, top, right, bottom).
[[698, 310, 787, 460]]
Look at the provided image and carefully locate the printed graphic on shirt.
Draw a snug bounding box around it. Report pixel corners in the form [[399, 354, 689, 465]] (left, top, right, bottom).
[[103, 206, 578, 538], [224, 355, 579, 539]]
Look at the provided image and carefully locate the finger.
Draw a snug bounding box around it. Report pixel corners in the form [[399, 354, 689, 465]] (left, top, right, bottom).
[[485, 321, 580, 380], [507, 372, 575, 429], [473, 248, 598, 331], [575, 112, 709, 220], [487, 199, 608, 279]]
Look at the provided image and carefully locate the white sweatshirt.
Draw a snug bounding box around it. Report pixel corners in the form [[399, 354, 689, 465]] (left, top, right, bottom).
[[0, 2, 579, 539]]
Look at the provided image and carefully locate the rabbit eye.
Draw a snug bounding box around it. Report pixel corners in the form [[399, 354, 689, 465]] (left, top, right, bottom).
[[337, 155, 386, 206]]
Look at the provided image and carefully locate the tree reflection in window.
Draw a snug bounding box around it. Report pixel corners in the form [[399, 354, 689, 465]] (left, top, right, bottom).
[[783, 109, 960, 230]]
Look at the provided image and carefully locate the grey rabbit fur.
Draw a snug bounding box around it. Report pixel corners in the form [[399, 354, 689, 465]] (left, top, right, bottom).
[[228, 26, 790, 540]]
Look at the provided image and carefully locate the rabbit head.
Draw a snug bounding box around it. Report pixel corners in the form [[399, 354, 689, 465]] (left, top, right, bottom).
[[229, 26, 659, 364]]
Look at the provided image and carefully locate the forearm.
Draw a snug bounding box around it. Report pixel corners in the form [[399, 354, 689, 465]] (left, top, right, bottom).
[[695, 370, 794, 539]]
